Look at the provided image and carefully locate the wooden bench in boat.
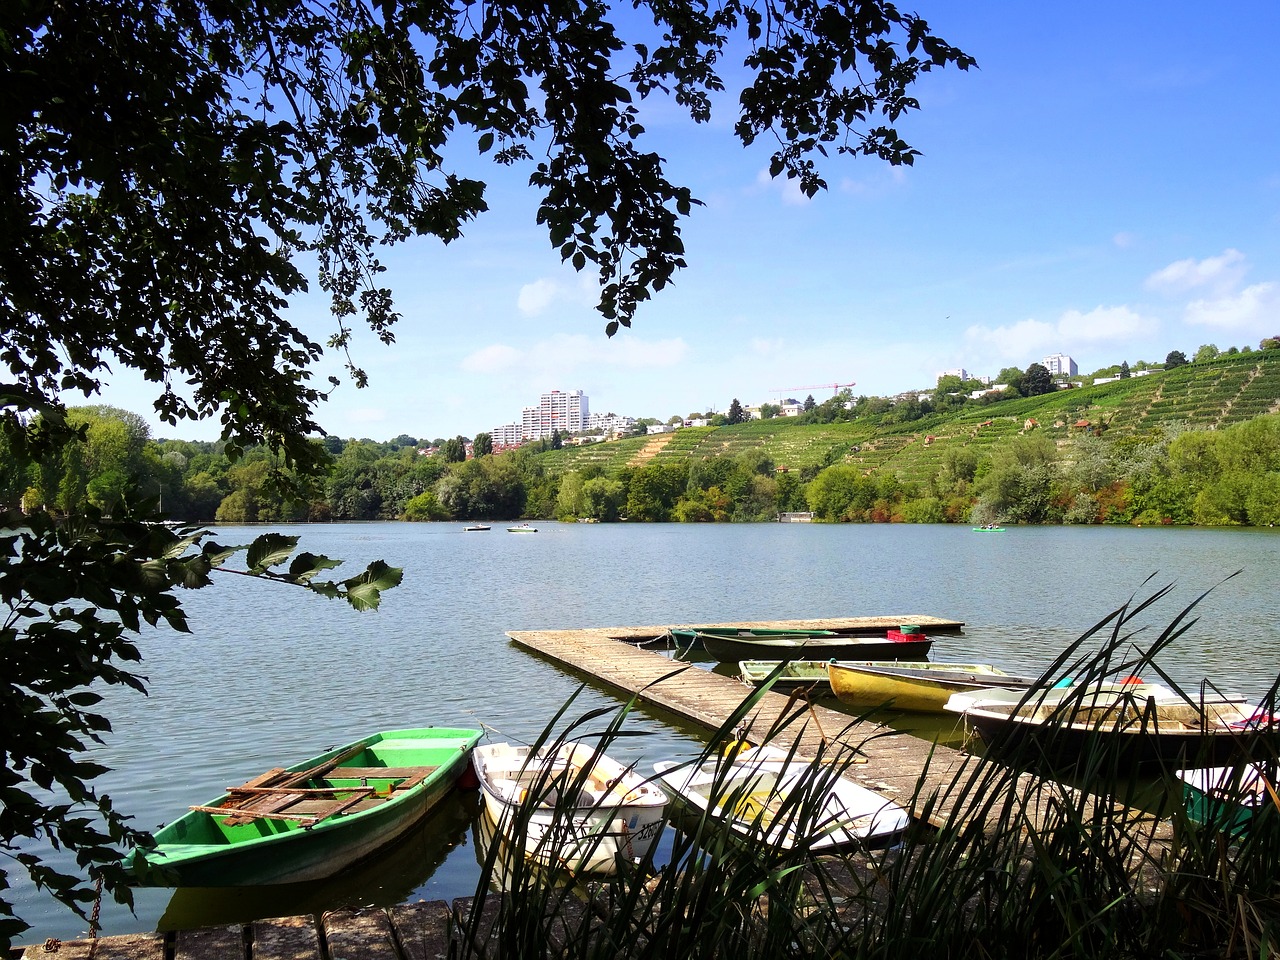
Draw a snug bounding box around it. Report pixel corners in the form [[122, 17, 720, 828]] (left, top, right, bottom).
[[324, 766, 439, 790], [193, 760, 442, 827]]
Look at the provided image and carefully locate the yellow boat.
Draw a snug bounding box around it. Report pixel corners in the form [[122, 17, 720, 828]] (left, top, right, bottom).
[[827, 661, 1036, 714]]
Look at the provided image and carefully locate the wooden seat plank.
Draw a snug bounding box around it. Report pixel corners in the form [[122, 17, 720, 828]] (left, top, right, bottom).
[[324, 766, 438, 781], [189, 804, 321, 826], [304, 791, 376, 823]]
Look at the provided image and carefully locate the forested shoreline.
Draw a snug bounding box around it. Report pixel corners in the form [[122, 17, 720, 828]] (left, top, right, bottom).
[[7, 401, 1278, 528]]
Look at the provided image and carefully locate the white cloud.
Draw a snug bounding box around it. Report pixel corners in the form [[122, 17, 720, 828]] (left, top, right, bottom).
[[516, 274, 597, 316], [516, 278, 560, 315], [749, 337, 785, 356], [1059, 305, 1158, 342], [963, 306, 1158, 361], [1145, 249, 1248, 296], [461, 334, 688, 378], [963, 317, 1058, 360], [1185, 282, 1280, 332], [754, 168, 812, 206], [460, 343, 522, 373], [838, 165, 909, 197], [1112, 231, 1136, 249]]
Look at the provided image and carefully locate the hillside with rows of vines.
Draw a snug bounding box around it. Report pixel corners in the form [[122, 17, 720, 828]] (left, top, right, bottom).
[[536, 351, 1280, 480]]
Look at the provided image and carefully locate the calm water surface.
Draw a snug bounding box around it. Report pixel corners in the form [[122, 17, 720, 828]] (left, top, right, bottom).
[[12, 522, 1280, 943]]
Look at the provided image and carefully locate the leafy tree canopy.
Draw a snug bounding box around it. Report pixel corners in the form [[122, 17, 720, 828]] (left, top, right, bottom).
[[1165, 350, 1189, 369], [442, 436, 468, 462], [1022, 363, 1053, 397], [1193, 344, 1219, 363], [2, 0, 973, 472]]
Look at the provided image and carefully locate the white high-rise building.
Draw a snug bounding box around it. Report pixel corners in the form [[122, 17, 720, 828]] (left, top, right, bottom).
[[490, 423, 523, 446], [501, 389, 590, 442], [1042, 354, 1078, 377], [588, 412, 635, 435]]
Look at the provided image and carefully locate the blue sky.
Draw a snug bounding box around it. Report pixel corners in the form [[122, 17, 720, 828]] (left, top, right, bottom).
[[98, 1, 1280, 442]]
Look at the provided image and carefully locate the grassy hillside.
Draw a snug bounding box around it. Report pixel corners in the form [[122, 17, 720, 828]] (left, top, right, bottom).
[[539, 351, 1280, 481]]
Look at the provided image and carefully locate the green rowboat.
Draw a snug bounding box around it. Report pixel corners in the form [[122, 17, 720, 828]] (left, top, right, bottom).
[[737, 660, 834, 691], [130, 727, 482, 886]]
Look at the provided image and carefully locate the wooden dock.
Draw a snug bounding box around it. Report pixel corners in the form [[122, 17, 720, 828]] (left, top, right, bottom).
[[506, 616, 979, 825]]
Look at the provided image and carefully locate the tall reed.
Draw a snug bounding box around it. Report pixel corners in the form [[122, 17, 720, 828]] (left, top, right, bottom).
[[453, 582, 1280, 959]]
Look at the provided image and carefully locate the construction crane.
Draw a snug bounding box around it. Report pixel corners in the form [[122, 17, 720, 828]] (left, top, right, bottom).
[[771, 381, 856, 399]]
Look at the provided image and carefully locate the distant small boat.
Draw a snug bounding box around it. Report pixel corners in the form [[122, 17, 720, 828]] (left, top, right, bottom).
[[472, 741, 668, 875], [971, 525, 1006, 532], [464, 524, 491, 532], [738, 660, 834, 691], [654, 744, 909, 852], [507, 523, 538, 533], [828, 661, 1038, 713], [129, 727, 482, 886]]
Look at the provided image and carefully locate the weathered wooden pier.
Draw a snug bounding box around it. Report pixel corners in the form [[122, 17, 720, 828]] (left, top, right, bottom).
[[17, 615, 1027, 960], [506, 615, 979, 825]]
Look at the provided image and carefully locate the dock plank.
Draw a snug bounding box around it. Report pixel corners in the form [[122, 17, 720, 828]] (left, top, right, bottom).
[[321, 909, 397, 960], [388, 902, 452, 960], [251, 915, 319, 960], [173, 924, 243, 960], [78, 933, 163, 960]]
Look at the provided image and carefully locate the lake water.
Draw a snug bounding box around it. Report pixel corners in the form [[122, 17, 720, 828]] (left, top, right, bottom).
[[10, 522, 1280, 944]]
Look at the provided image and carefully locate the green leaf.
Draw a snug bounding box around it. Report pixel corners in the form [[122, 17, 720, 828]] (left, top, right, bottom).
[[245, 533, 300, 573], [288, 552, 343, 583], [340, 561, 404, 612]]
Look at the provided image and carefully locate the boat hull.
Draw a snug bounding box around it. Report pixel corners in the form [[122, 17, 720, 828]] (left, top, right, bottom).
[[670, 626, 837, 650], [701, 633, 932, 663], [828, 661, 1035, 713], [654, 745, 909, 852], [956, 697, 1271, 771], [472, 741, 668, 875], [1176, 764, 1273, 835], [130, 727, 482, 886]]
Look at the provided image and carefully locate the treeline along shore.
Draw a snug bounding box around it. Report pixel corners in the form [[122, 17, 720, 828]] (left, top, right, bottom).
[[9, 350, 1280, 528]]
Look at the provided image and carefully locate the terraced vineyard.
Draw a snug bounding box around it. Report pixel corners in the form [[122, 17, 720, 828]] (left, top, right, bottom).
[[543, 352, 1280, 482]]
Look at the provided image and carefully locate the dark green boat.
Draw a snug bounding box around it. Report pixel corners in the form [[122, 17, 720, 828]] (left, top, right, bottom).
[[669, 626, 838, 649], [130, 727, 482, 886]]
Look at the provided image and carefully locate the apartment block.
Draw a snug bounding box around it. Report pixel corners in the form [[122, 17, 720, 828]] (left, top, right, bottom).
[[1042, 353, 1078, 377]]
